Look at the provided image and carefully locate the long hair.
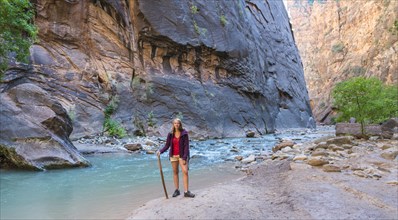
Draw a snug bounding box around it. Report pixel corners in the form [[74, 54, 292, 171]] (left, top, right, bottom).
[[171, 118, 183, 134]]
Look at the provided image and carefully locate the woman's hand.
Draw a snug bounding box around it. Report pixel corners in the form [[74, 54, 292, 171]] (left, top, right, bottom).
[[156, 151, 160, 157], [182, 160, 187, 165]]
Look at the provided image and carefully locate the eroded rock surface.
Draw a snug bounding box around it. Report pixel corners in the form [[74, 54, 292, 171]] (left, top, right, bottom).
[[286, 0, 398, 123], [24, 0, 314, 139], [0, 68, 89, 170]]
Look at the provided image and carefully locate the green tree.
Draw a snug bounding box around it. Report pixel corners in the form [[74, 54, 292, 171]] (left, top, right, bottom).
[[0, 0, 38, 76], [332, 77, 398, 135]]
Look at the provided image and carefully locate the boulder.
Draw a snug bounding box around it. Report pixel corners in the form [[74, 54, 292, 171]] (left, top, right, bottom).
[[246, 131, 256, 138], [311, 149, 328, 157], [381, 118, 398, 139], [145, 140, 158, 146], [380, 149, 398, 160], [241, 155, 256, 164], [336, 123, 382, 138], [326, 136, 354, 145], [322, 164, 342, 172], [386, 180, 398, 185], [235, 156, 243, 161], [0, 83, 90, 170], [272, 140, 295, 153], [293, 155, 307, 161], [124, 143, 143, 151], [381, 144, 393, 150], [307, 156, 329, 166]]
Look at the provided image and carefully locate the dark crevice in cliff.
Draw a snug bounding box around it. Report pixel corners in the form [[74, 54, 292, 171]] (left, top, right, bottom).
[[264, 0, 274, 21], [247, 1, 270, 23]]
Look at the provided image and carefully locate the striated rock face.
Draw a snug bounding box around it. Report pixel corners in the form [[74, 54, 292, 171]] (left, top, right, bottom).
[[285, 0, 398, 123], [3, 0, 314, 141], [0, 66, 90, 170]]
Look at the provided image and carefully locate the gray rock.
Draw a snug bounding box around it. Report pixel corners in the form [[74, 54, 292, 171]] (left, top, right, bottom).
[[146, 150, 156, 154], [242, 155, 256, 164], [235, 156, 243, 161], [386, 180, 398, 185], [336, 123, 382, 138], [124, 143, 143, 151], [145, 140, 158, 146], [314, 142, 328, 150], [322, 164, 342, 172], [326, 136, 354, 145], [381, 144, 393, 150], [381, 118, 398, 139], [0, 83, 90, 170], [307, 156, 329, 166], [246, 131, 256, 138], [293, 154, 307, 161], [311, 149, 328, 157], [342, 144, 353, 149], [272, 140, 295, 153], [380, 149, 398, 160]]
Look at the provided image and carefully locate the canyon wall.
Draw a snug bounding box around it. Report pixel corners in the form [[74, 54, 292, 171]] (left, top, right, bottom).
[[285, 0, 398, 123], [23, 0, 314, 139]]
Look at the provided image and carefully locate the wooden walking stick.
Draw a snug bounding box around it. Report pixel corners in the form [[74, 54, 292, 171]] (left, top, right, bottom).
[[157, 154, 169, 199]]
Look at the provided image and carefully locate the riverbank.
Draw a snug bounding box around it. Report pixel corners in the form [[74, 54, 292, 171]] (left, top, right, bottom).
[[128, 131, 398, 219]]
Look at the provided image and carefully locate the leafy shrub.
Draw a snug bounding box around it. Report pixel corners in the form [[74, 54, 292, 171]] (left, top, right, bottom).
[[103, 118, 127, 138], [103, 96, 126, 138], [332, 77, 398, 135], [0, 0, 38, 75]]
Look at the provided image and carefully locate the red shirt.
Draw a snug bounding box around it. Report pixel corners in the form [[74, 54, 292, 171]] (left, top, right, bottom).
[[172, 136, 180, 156]]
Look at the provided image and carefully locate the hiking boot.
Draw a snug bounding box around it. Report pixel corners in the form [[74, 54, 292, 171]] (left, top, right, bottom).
[[184, 191, 195, 198], [172, 189, 180, 197]]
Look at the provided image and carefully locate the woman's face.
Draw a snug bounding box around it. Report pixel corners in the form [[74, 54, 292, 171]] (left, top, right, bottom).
[[173, 120, 181, 130]]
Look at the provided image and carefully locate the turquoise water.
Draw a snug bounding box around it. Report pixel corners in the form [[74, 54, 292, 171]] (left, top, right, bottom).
[[0, 150, 243, 219]]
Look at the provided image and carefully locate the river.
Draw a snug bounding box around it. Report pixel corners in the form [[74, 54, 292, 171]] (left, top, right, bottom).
[[0, 127, 334, 219]]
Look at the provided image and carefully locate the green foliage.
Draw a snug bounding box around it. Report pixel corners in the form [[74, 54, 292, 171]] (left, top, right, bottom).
[[193, 20, 200, 35], [103, 96, 127, 138], [190, 5, 198, 14], [220, 15, 228, 27], [147, 111, 156, 128], [104, 97, 119, 118], [0, 0, 38, 75], [192, 20, 207, 36], [331, 43, 344, 53], [389, 20, 398, 35], [103, 118, 127, 138], [332, 77, 398, 134]]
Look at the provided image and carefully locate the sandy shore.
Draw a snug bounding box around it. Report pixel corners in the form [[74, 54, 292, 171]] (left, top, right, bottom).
[[127, 136, 398, 219]]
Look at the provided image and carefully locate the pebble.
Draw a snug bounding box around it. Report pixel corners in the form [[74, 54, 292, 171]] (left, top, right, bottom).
[[323, 164, 342, 172], [242, 155, 256, 164], [293, 155, 307, 161], [307, 156, 328, 166], [386, 180, 398, 185]]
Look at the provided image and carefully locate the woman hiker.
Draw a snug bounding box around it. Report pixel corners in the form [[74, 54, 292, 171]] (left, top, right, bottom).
[[157, 118, 195, 198]]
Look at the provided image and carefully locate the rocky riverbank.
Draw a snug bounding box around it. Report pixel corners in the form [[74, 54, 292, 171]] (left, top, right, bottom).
[[127, 127, 398, 219]]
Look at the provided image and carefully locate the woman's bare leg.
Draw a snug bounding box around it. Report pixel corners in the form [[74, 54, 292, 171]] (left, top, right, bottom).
[[179, 160, 189, 192], [171, 161, 179, 190]]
